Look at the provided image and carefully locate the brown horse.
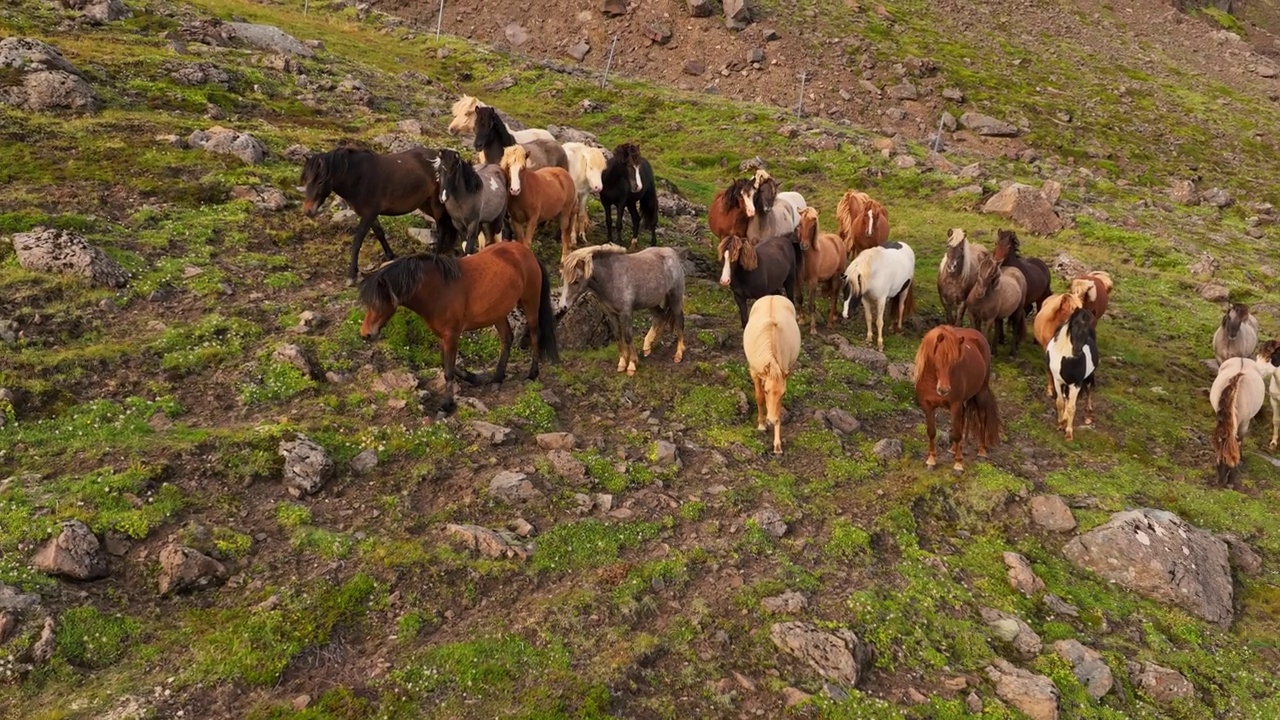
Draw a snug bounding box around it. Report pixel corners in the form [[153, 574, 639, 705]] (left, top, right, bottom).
[[836, 189, 890, 258], [708, 178, 754, 242], [966, 256, 1027, 358], [1074, 271, 1113, 328], [913, 326, 1001, 473], [357, 243, 559, 413], [1034, 283, 1090, 396], [992, 229, 1052, 317], [500, 145, 578, 257], [795, 207, 848, 333]]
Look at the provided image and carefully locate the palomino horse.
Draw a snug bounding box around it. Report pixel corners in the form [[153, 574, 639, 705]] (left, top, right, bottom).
[[357, 243, 558, 413], [560, 244, 686, 376], [431, 149, 507, 255], [1074, 270, 1113, 327], [836, 189, 890, 258], [936, 228, 989, 326], [966, 255, 1027, 358], [448, 95, 555, 143], [1213, 302, 1259, 364], [499, 145, 578, 257], [795, 207, 848, 333], [842, 241, 916, 352], [563, 142, 607, 244], [992, 229, 1052, 317], [301, 145, 455, 285], [914, 326, 1001, 473], [1034, 279, 1092, 396], [600, 143, 658, 248], [1046, 308, 1098, 441], [1254, 340, 1280, 450], [744, 295, 802, 455], [473, 106, 569, 171], [1210, 356, 1266, 488], [708, 178, 755, 242], [718, 234, 799, 327]]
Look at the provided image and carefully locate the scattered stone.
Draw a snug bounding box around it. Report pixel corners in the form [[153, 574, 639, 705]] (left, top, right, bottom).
[[187, 126, 267, 165], [10, 227, 129, 288], [769, 622, 871, 687], [887, 362, 915, 382], [894, 155, 917, 169], [887, 82, 918, 100], [966, 691, 983, 713], [503, 22, 529, 46], [981, 607, 1042, 658], [406, 227, 437, 247], [557, 291, 614, 349], [872, 438, 903, 460], [1199, 283, 1231, 303], [291, 310, 323, 334], [782, 687, 812, 707], [489, 470, 543, 503], [762, 28, 780, 41], [168, 61, 231, 87], [777, 124, 798, 139], [817, 408, 860, 435], [645, 21, 673, 45], [29, 616, 56, 664], [58, 0, 131, 23], [157, 543, 227, 595], [272, 343, 314, 379], [904, 688, 927, 704], [959, 112, 1020, 137], [982, 183, 1063, 235], [985, 659, 1059, 720], [1220, 533, 1263, 576], [1201, 187, 1233, 208], [511, 518, 534, 537], [941, 110, 959, 133], [0, 37, 100, 113], [1130, 661, 1194, 704], [229, 185, 287, 211], [828, 334, 888, 370], [221, 22, 315, 57], [748, 47, 765, 64], [958, 163, 984, 179], [750, 507, 787, 538], [724, 0, 752, 29], [657, 189, 703, 217], [547, 450, 587, 481], [1051, 252, 1089, 282], [601, 0, 628, 16], [1256, 64, 1278, 78], [469, 421, 515, 446], [567, 41, 590, 62], [372, 370, 418, 393], [1040, 179, 1063, 206], [687, 0, 714, 17], [372, 132, 418, 154], [283, 144, 311, 162], [445, 524, 528, 560], [349, 448, 378, 475], [1054, 639, 1113, 700], [949, 184, 983, 199], [31, 520, 109, 580], [593, 493, 614, 512], [279, 435, 334, 498], [1042, 593, 1080, 617], [1029, 495, 1076, 532], [761, 591, 808, 613], [536, 432, 577, 451], [1170, 179, 1199, 205], [941, 87, 964, 102], [654, 440, 681, 467], [578, 98, 605, 114], [1064, 509, 1233, 625]]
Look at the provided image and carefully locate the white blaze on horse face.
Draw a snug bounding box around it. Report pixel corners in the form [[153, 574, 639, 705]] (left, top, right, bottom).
[[507, 162, 523, 195], [741, 188, 757, 218], [589, 167, 604, 193], [634, 165, 643, 192], [720, 250, 732, 286], [866, 209, 875, 235]]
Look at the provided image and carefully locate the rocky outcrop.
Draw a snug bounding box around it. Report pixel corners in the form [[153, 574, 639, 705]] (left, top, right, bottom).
[[10, 228, 129, 288], [488, 470, 543, 503], [1003, 551, 1045, 596], [1054, 639, 1113, 700], [0, 38, 100, 113], [557, 292, 614, 350], [769, 622, 872, 687], [981, 607, 1042, 659], [187, 126, 267, 165], [157, 544, 228, 595], [749, 506, 787, 538], [445, 523, 530, 560], [230, 185, 287, 211], [57, 0, 132, 24], [982, 183, 1063, 235], [279, 435, 334, 498], [986, 659, 1059, 720], [1029, 495, 1076, 532], [1130, 661, 1194, 704], [221, 22, 314, 56], [469, 421, 514, 446], [31, 521, 109, 580], [959, 112, 1020, 137]]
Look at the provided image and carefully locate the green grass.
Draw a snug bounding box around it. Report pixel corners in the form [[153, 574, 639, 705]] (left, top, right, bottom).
[[529, 519, 665, 573], [55, 607, 142, 670]]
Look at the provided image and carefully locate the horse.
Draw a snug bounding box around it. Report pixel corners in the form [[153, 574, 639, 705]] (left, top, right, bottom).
[[1046, 308, 1098, 441], [936, 228, 989, 326], [913, 325, 1001, 473], [560, 244, 685, 376], [563, 142, 607, 244], [966, 255, 1027, 357], [431, 149, 508, 255], [718, 234, 799, 327], [1210, 357, 1266, 488], [747, 196, 801, 243], [599, 143, 658, 248], [473, 106, 570, 171], [1254, 340, 1280, 450], [301, 145, 456, 285], [794, 207, 848, 333], [743, 295, 802, 455], [1034, 281, 1092, 395], [992, 229, 1052, 317], [708, 178, 755, 241], [357, 243, 558, 413], [778, 191, 808, 212], [499, 145, 578, 257], [749, 170, 806, 214], [1074, 271, 1113, 327], [1213, 302, 1259, 364], [836, 189, 890, 259], [841, 241, 916, 352], [448, 95, 555, 143]]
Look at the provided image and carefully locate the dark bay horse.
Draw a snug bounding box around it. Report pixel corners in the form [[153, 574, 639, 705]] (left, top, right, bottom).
[[432, 149, 508, 255], [718, 234, 799, 327], [992, 229, 1051, 317], [302, 146, 459, 285], [600, 143, 658, 248], [358, 243, 558, 413], [913, 325, 1001, 473], [473, 106, 569, 170]]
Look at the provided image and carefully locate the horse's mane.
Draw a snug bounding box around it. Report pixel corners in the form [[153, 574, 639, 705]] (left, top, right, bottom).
[[837, 191, 871, 241], [357, 254, 461, 312], [1258, 339, 1280, 365], [302, 146, 370, 186], [752, 169, 773, 188], [756, 177, 779, 214], [451, 94, 482, 117], [913, 326, 963, 383], [1083, 270, 1113, 292], [722, 178, 751, 209], [440, 150, 483, 197], [612, 143, 640, 167], [474, 106, 516, 150], [1066, 307, 1095, 343], [995, 230, 1021, 262], [500, 144, 528, 173], [718, 235, 758, 271], [745, 299, 798, 384], [797, 207, 820, 249], [562, 243, 627, 281], [1070, 277, 1097, 302]]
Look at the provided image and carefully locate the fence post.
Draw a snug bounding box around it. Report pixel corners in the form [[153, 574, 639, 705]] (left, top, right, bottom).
[[436, 0, 444, 40], [601, 35, 619, 88], [796, 71, 807, 118]]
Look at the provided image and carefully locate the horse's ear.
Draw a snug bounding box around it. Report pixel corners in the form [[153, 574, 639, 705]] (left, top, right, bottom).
[[946, 228, 956, 242]]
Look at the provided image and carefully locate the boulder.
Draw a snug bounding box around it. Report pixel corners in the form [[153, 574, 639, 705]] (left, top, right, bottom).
[[750, 506, 787, 538], [221, 22, 314, 56], [941, 87, 964, 102], [536, 432, 577, 451], [654, 440, 681, 467], [187, 126, 267, 165], [0, 38, 99, 113], [959, 112, 1020, 137], [469, 421, 515, 446], [770, 622, 871, 687], [724, 0, 752, 28], [761, 591, 808, 613], [1029, 495, 1076, 532], [1003, 551, 1045, 596], [503, 22, 529, 46], [657, 190, 703, 217], [980, 607, 1042, 659], [1129, 661, 1194, 704], [489, 470, 543, 503], [982, 183, 1063, 235], [1201, 187, 1233, 209], [271, 343, 314, 378], [687, 0, 714, 17], [828, 334, 888, 370], [10, 227, 129, 288], [567, 42, 590, 62], [168, 61, 230, 87], [1043, 593, 1080, 617], [58, 0, 131, 23], [887, 82, 918, 100], [372, 133, 418, 154], [816, 408, 860, 435], [645, 21, 673, 45], [157, 543, 227, 595], [1053, 639, 1113, 700], [1063, 509, 1233, 625], [546, 124, 604, 148], [872, 438, 903, 460], [445, 523, 529, 560], [601, 0, 628, 16], [278, 435, 334, 498], [985, 659, 1059, 720], [230, 185, 288, 211], [349, 448, 378, 475], [31, 521, 109, 580], [1220, 533, 1262, 576], [1199, 283, 1230, 303], [557, 292, 614, 350]]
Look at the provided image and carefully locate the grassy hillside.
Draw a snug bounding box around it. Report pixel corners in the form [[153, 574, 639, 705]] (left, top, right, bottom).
[[2, 0, 1280, 718]]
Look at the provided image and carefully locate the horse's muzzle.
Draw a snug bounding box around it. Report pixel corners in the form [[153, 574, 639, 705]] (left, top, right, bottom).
[[302, 200, 320, 217], [510, 188, 522, 196], [360, 331, 379, 343], [936, 384, 950, 397]]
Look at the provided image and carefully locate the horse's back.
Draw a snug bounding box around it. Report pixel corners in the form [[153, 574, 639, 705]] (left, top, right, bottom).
[[1211, 358, 1266, 416], [744, 296, 801, 371], [778, 191, 807, 212]]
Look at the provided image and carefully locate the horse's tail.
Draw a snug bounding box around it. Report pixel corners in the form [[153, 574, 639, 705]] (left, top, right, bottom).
[[901, 279, 916, 319], [536, 259, 560, 363], [1214, 373, 1243, 484], [966, 384, 1002, 449]]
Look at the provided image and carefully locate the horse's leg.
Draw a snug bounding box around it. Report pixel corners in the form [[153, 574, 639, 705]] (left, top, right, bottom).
[[673, 302, 686, 364], [1010, 309, 1025, 358], [950, 401, 966, 474], [861, 295, 874, 346], [347, 216, 376, 285], [1083, 381, 1095, 426], [1270, 389, 1279, 450], [465, 220, 481, 256], [767, 382, 784, 455], [439, 332, 460, 413], [603, 202, 615, 245], [1045, 367, 1055, 398], [1064, 384, 1079, 441], [627, 201, 641, 248], [807, 280, 817, 335], [737, 295, 749, 328], [621, 310, 638, 376], [753, 374, 767, 432], [491, 315, 513, 385], [1054, 389, 1067, 431], [606, 312, 626, 373], [559, 209, 574, 259], [924, 404, 938, 469], [642, 307, 662, 358], [875, 296, 888, 352], [827, 280, 839, 328], [370, 219, 396, 261]]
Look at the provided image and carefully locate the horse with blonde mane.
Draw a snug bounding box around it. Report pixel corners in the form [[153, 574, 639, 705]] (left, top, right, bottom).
[[1210, 357, 1266, 488], [743, 295, 802, 455], [563, 142, 607, 244], [914, 326, 1001, 473], [1074, 270, 1113, 327], [499, 145, 578, 257], [795, 207, 848, 333], [836, 189, 890, 259], [936, 228, 989, 326], [448, 95, 555, 143]]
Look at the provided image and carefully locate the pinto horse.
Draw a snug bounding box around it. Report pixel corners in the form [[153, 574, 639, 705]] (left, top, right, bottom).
[[708, 178, 755, 242], [836, 189, 890, 259], [448, 95, 556, 143], [1046, 308, 1098, 441], [357, 243, 558, 413], [718, 234, 799, 327], [913, 326, 1001, 473], [301, 146, 456, 285], [500, 145, 578, 257], [992, 229, 1052, 317], [600, 143, 658, 247]]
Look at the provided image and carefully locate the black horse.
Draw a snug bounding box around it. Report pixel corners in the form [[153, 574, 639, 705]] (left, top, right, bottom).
[[433, 149, 509, 255], [301, 145, 457, 285], [717, 232, 799, 327], [473, 106, 569, 169], [600, 143, 658, 248]]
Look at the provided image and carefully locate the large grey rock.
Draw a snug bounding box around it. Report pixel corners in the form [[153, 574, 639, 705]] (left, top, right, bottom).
[[723, 0, 752, 27], [11, 228, 129, 288], [983, 183, 1063, 235], [222, 22, 314, 56], [654, 440, 680, 467], [0, 38, 98, 113], [980, 607, 1042, 658], [187, 126, 267, 165], [0, 37, 84, 76], [750, 506, 787, 538], [279, 435, 334, 497], [157, 543, 227, 595], [557, 292, 614, 350], [469, 421, 514, 446], [489, 470, 543, 503], [769, 622, 871, 687], [1129, 661, 1194, 704], [31, 521, 109, 580], [959, 112, 1020, 137], [58, 0, 131, 23], [1054, 639, 1113, 700], [986, 659, 1059, 720], [1030, 495, 1076, 532], [1063, 509, 1233, 625]]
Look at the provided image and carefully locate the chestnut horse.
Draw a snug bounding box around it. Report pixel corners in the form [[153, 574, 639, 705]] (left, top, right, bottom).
[[500, 145, 578, 257], [795, 207, 848, 333], [708, 178, 755, 242], [836, 189, 890, 259], [1074, 271, 1113, 327], [913, 326, 1001, 473], [357, 243, 558, 413]]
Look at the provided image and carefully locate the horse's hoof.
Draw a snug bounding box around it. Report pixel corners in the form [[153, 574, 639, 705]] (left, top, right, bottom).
[[757, 424, 767, 432], [772, 448, 783, 456], [1083, 417, 1094, 426], [925, 457, 937, 469], [672, 353, 684, 364], [952, 463, 964, 474], [977, 450, 989, 460], [1271, 440, 1278, 451], [626, 365, 636, 377], [345, 277, 357, 287], [1065, 431, 1074, 441], [643, 348, 652, 358]]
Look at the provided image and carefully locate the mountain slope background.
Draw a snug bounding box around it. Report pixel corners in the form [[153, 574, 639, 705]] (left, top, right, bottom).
[[2, 0, 1280, 718]]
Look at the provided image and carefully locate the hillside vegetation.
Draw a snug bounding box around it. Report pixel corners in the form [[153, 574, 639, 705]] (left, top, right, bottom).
[[2, 0, 1280, 718]]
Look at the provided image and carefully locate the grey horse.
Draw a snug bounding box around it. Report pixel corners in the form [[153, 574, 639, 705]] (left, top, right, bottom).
[[432, 149, 508, 255]]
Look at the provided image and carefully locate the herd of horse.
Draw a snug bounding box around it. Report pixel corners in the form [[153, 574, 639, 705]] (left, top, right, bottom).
[[302, 94, 1276, 485]]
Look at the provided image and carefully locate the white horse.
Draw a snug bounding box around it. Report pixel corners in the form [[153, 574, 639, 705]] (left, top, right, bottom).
[[746, 197, 800, 242], [1211, 356, 1267, 487], [841, 241, 916, 351], [448, 95, 555, 144], [1256, 341, 1280, 450], [563, 142, 607, 244], [743, 295, 802, 455], [778, 191, 807, 213]]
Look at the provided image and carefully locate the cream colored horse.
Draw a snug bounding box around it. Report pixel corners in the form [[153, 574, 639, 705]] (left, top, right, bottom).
[[744, 295, 802, 455], [563, 142, 607, 244], [448, 95, 555, 143]]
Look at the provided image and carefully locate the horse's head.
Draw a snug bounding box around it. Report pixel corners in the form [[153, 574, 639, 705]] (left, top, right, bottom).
[[717, 235, 757, 286], [448, 95, 481, 135], [357, 269, 400, 342], [300, 151, 335, 217], [755, 177, 779, 215], [732, 178, 758, 219], [797, 207, 820, 251], [1223, 303, 1250, 340], [614, 143, 643, 193], [943, 228, 968, 275], [993, 229, 1019, 264], [500, 144, 529, 196], [584, 148, 606, 193], [433, 149, 463, 202], [1257, 339, 1280, 370], [922, 327, 965, 397]]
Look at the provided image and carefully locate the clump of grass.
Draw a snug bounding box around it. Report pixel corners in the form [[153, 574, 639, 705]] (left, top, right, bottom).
[[824, 518, 873, 562], [56, 607, 141, 669], [489, 385, 556, 433], [530, 519, 663, 573], [152, 314, 262, 374], [239, 358, 317, 405]]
